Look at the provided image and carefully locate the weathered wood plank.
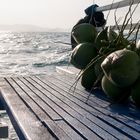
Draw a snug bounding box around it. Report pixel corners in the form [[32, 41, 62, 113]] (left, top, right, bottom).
[[51, 73, 107, 104], [55, 120, 85, 140], [51, 74, 140, 123], [0, 78, 55, 140], [21, 77, 114, 140], [0, 72, 140, 140], [9, 77, 61, 121], [51, 75, 140, 131], [30, 76, 137, 139], [28, 77, 133, 140], [7, 77, 73, 140], [51, 73, 108, 101], [98, 114, 140, 140], [16, 77, 101, 140], [48, 74, 110, 108], [36, 75, 140, 140]]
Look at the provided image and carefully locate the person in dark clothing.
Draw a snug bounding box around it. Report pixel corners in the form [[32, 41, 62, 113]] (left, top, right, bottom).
[[71, 4, 106, 49]]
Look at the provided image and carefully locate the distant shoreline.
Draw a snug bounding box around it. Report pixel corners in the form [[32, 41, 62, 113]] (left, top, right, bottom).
[[0, 24, 71, 33]]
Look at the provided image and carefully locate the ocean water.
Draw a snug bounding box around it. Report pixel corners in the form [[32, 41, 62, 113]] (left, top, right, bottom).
[[0, 32, 71, 77]]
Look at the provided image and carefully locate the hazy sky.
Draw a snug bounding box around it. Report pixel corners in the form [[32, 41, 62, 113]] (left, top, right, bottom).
[[0, 0, 139, 29]]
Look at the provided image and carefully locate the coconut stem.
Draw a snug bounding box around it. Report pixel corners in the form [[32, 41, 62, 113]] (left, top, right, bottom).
[[126, 1, 140, 39], [121, 0, 134, 32], [128, 5, 133, 34], [114, 2, 121, 31], [106, 0, 115, 21], [69, 70, 82, 93], [126, 20, 140, 40]]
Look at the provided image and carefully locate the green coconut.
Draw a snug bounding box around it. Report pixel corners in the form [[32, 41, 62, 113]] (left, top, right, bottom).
[[81, 68, 97, 90], [101, 49, 140, 87], [131, 77, 140, 106], [107, 27, 118, 41], [70, 42, 97, 69], [94, 27, 108, 50], [101, 75, 130, 102], [71, 23, 97, 44]]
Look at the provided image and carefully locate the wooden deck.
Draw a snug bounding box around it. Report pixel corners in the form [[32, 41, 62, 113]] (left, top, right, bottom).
[[0, 72, 140, 140]]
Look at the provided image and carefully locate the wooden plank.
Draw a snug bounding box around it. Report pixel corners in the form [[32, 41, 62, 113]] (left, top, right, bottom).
[[96, 0, 140, 12], [54, 71, 140, 121], [28, 79, 131, 138], [36, 75, 140, 140], [50, 73, 140, 123], [8, 77, 62, 121], [47, 74, 110, 108], [0, 78, 55, 140], [98, 114, 140, 140], [15, 77, 101, 140], [30, 76, 137, 139], [55, 120, 85, 140], [6, 77, 73, 140], [51, 73, 108, 101], [109, 114, 140, 132], [0, 73, 140, 139], [50, 74, 140, 130], [20, 77, 115, 140], [27, 77, 132, 140]]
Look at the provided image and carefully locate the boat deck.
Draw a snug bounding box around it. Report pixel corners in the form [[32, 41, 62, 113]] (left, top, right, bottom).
[[0, 70, 140, 140]]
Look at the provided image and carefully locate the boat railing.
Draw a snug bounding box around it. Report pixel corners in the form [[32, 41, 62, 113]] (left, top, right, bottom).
[[96, 0, 140, 30], [96, 0, 140, 12]]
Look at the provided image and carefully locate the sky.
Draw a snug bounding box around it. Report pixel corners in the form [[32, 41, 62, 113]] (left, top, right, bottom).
[[0, 0, 139, 30]]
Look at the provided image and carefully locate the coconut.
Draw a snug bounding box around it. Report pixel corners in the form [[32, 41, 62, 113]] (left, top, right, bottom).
[[71, 23, 97, 44], [81, 68, 97, 90], [94, 27, 108, 50], [101, 49, 140, 87], [101, 75, 130, 102], [131, 77, 140, 106], [70, 42, 97, 69]]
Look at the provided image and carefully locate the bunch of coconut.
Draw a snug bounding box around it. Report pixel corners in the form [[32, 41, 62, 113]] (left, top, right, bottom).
[[70, 23, 120, 90], [99, 28, 140, 105], [101, 48, 140, 103], [69, 3, 140, 106]]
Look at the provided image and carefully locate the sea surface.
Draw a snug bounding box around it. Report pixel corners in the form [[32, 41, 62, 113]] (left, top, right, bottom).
[[0, 32, 71, 77]]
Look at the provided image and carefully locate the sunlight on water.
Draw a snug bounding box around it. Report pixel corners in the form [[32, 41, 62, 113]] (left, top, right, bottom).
[[0, 32, 71, 77]]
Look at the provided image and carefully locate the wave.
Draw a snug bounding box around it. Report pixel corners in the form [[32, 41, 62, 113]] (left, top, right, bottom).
[[0, 32, 71, 76]]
